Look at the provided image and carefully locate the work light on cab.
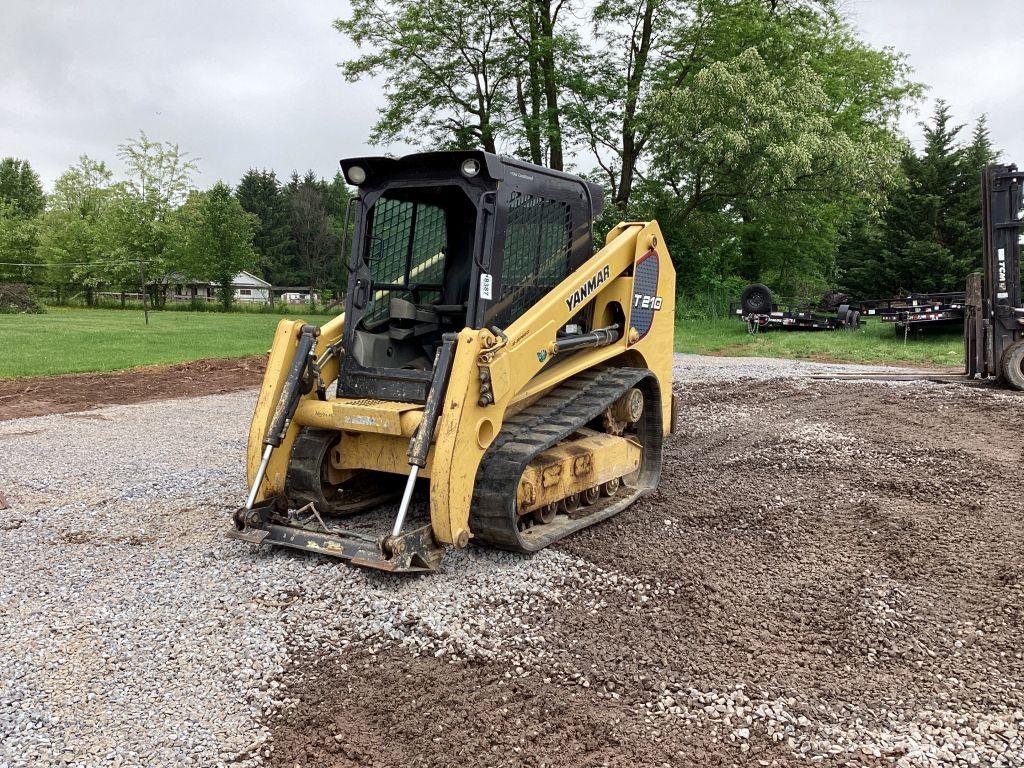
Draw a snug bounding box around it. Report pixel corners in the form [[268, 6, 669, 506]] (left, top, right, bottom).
[[346, 165, 367, 185]]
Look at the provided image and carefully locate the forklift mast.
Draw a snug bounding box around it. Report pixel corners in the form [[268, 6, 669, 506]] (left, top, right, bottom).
[[967, 164, 1024, 387]]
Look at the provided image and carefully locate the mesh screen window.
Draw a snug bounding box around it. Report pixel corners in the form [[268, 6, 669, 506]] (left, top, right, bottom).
[[364, 197, 447, 324], [494, 192, 571, 327]]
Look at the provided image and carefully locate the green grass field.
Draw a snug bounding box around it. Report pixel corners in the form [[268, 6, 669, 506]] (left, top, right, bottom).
[[0, 308, 964, 379], [0, 308, 335, 379], [676, 316, 964, 367]]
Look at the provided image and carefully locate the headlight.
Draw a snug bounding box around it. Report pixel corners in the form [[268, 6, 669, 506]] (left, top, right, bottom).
[[460, 158, 481, 178], [347, 165, 367, 185]]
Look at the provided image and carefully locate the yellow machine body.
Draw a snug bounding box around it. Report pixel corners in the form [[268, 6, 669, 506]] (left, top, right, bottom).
[[231, 151, 675, 571], [245, 220, 673, 556]]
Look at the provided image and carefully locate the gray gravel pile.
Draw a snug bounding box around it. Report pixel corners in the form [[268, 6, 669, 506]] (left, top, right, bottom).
[[643, 683, 1023, 766], [672, 353, 918, 384], [0, 393, 651, 767], [1, 355, 1021, 767], [0, 395, 275, 768]]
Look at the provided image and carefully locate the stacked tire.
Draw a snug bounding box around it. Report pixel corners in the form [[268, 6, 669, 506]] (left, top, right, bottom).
[[740, 284, 773, 315]]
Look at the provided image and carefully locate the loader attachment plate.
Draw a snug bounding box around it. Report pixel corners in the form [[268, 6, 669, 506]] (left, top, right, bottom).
[[226, 526, 270, 545], [265, 522, 441, 572], [228, 507, 443, 573]]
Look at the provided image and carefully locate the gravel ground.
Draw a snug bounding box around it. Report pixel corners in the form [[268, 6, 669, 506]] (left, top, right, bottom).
[[0, 354, 1022, 768]]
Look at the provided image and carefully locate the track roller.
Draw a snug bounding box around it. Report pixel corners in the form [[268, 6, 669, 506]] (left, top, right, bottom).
[[601, 477, 621, 497]]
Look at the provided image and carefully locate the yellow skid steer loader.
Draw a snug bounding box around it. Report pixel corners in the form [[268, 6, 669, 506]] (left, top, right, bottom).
[[229, 151, 676, 572]]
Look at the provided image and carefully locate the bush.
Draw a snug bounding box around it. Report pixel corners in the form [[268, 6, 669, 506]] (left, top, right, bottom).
[[678, 276, 750, 319], [0, 283, 46, 314]]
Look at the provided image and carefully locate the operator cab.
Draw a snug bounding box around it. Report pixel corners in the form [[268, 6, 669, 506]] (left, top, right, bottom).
[[338, 151, 603, 402]]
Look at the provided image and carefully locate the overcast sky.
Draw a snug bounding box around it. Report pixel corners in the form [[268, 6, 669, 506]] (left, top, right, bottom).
[[2, 0, 1022, 190]]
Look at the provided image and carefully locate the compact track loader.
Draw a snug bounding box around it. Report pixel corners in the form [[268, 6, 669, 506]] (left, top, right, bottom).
[[229, 151, 676, 572]]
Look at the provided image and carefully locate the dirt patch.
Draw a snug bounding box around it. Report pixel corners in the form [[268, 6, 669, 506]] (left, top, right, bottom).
[[802, 352, 961, 369], [708, 342, 756, 357], [552, 379, 1024, 764], [53, 530, 159, 546], [268, 646, 702, 768], [0, 356, 266, 421], [267, 374, 1024, 767]]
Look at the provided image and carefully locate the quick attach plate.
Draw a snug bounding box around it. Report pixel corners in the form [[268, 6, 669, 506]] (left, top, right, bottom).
[[227, 507, 443, 574]]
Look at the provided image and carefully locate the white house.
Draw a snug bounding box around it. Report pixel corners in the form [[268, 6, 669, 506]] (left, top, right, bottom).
[[227, 271, 272, 303], [163, 271, 272, 303]]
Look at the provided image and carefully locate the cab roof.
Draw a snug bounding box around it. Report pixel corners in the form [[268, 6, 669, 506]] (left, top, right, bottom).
[[339, 150, 604, 219]]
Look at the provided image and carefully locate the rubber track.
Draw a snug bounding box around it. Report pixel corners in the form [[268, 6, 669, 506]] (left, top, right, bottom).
[[470, 366, 663, 552], [285, 428, 336, 511], [286, 429, 402, 517]]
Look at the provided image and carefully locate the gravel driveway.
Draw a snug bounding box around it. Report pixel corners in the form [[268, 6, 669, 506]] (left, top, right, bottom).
[[1, 355, 1022, 767]]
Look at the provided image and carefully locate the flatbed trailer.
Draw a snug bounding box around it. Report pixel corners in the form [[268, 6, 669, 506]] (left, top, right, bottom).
[[732, 301, 862, 333], [860, 292, 967, 330]]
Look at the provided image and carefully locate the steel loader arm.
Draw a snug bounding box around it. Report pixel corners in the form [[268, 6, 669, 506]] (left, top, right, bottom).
[[244, 313, 345, 506], [427, 220, 674, 547]]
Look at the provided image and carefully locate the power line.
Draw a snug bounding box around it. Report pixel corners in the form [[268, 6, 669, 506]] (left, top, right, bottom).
[[0, 260, 149, 267]]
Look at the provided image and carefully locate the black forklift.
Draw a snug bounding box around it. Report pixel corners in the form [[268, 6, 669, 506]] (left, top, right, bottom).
[[965, 164, 1024, 390]]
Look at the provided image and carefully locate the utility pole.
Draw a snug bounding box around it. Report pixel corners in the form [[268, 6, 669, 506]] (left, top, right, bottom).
[[139, 261, 149, 325]]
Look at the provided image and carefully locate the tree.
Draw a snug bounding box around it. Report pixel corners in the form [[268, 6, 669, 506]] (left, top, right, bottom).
[[954, 115, 999, 280], [0, 158, 44, 217], [0, 157, 43, 289], [0, 157, 44, 283], [109, 132, 197, 304], [507, 0, 575, 168], [95, 188, 175, 303], [567, 0, 665, 207], [118, 131, 196, 210], [335, 0, 918, 255], [336, 0, 575, 165], [337, 0, 517, 152], [287, 173, 337, 295], [324, 172, 353, 223], [236, 169, 293, 284], [334, 0, 664, 179], [872, 102, 999, 295], [49, 156, 115, 217], [0, 202, 40, 282], [645, 47, 903, 295], [572, 0, 919, 210], [324, 172, 354, 295], [35, 156, 118, 301], [174, 183, 258, 309], [834, 202, 887, 298]]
